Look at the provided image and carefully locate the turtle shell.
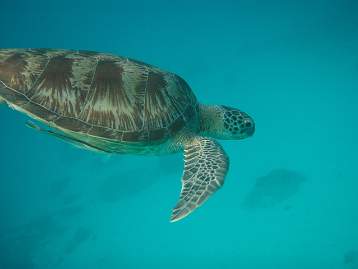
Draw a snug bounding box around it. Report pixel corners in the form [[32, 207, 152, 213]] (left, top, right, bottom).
[[0, 49, 198, 142]]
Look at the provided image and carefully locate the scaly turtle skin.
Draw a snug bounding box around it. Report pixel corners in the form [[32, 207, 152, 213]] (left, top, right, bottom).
[[0, 48, 255, 222]]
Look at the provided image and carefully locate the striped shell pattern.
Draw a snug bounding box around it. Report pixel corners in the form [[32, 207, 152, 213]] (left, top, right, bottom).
[[0, 49, 198, 143]]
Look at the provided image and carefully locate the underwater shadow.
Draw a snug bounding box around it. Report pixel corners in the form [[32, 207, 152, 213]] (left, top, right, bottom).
[[48, 177, 72, 198], [0, 214, 67, 269], [97, 154, 182, 204], [242, 169, 307, 209], [64, 226, 94, 255], [344, 250, 358, 268], [55, 204, 84, 219], [97, 167, 157, 203], [0, 238, 36, 269]]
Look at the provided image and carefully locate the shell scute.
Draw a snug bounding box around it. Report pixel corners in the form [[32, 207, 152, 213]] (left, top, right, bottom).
[[0, 49, 198, 143]]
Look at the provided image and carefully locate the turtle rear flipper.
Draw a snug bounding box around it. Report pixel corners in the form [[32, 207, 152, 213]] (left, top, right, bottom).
[[26, 121, 111, 154], [171, 137, 229, 222]]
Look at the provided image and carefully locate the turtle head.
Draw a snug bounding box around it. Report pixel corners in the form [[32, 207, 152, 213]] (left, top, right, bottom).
[[199, 105, 255, 140]]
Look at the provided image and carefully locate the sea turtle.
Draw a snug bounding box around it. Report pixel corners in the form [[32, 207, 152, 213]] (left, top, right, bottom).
[[0, 48, 255, 222]]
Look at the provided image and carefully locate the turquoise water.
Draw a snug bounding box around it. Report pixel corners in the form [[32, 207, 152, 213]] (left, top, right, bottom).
[[1, 0, 358, 268]]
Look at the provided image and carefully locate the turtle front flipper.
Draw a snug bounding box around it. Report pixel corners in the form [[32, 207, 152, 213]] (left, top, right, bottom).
[[171, 137, 229, 222]]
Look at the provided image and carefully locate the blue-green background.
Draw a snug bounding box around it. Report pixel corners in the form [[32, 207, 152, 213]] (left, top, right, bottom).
[[0, 0, 357, 268]]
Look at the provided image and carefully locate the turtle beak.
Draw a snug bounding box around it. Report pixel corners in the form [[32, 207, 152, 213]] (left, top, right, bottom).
[[246, 119, 255, 137]]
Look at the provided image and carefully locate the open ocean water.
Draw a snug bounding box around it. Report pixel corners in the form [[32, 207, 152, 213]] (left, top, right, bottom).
[[0, 0, 357, 268]]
